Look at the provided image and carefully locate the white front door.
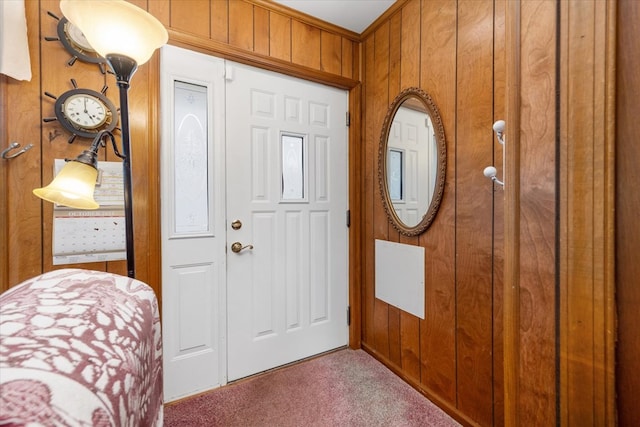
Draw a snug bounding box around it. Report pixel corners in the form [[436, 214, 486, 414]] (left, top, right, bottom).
[[161, 50, 349, 399], [225, 63, 349, 381], [160, 46, 227, 402]]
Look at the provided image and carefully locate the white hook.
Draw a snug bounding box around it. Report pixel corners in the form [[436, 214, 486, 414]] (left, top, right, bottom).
[[483, 120, 506, 187]]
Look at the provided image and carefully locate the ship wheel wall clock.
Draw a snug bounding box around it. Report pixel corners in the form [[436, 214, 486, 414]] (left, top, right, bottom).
[[44, 79, 118, 144], [45, 11, 106, 72]]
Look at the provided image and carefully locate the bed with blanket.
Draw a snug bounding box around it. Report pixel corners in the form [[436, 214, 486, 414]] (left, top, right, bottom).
[[0, 269, 163, 427]]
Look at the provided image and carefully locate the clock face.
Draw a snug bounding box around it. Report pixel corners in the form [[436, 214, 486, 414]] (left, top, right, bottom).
[[63, 93, 108, 130], [65, 21, 95, 53], [50, 87, 118, 139]]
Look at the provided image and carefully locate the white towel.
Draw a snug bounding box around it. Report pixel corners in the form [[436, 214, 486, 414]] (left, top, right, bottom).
[[0, 0, 32, 81]]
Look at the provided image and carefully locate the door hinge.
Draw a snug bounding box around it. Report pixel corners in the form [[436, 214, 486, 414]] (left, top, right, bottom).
[[346, 210, 351, 228], [346, 112, 350, 127], [347, 306, 351, 326]]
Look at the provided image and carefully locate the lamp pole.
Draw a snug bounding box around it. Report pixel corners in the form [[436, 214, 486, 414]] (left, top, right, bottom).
[[107, 54, 138, 279]]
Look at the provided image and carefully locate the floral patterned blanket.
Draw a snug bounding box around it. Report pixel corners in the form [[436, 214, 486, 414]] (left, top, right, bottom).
[[0, 269, 163, 427]]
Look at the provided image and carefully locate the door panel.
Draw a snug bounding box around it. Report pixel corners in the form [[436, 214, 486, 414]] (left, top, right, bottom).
[[225, 63, 349, 381], [160, 45, 226, 402]]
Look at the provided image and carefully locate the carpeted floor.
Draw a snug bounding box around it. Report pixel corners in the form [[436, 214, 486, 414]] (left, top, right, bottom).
[[164, 348, 461, 427]]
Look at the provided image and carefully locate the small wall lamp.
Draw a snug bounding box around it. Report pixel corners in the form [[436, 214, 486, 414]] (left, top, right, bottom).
[[483, 120, 506, 187], [33, 0, 168, 278]]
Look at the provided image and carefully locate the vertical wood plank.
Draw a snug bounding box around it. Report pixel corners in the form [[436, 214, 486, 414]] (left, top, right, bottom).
[[254, 6, 270, 56], [492, 1, 507, 426], [400, 0, 420, 88], [229, 0, 254, 51], [372, 22, 391, 360], [147, 0, 170, 26], [170, 0, 210, 38], [419, 0, 457, 405], [348, 83, 363, 349], [210, 0, 229, 43], [502, 0, 521, 423], [516, 1, 557, 424], [320, 31, 342, 75], [362, 37, 376, 347], [3, 0, 43, 288], [385, 11, 403, 369], [396, 0, 422, 384], [560, 0, 616, 425], [291, 20, 321, 69], [454, 1, 495, 425], [615, 0, 640, 425], [0, 76, 6, 291], [270, 12, 291, 62], [341, 38, 353, 79]]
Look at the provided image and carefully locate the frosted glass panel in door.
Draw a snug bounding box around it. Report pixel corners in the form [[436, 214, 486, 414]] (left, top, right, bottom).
[[174, 81, 209, 235]]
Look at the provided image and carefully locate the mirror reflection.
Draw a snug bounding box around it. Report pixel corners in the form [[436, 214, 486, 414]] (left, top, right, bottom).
[[379, 87, 446, 236]]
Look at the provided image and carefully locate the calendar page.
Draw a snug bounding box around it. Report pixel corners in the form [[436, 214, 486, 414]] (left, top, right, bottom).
[[51, 160, 127, 265]]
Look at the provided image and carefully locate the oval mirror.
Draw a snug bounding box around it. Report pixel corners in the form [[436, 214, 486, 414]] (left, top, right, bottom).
[[378, 87, 446, 236]]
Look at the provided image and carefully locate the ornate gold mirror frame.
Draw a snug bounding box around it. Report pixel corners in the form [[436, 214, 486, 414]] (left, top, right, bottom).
[[378, 87, 446, 236]]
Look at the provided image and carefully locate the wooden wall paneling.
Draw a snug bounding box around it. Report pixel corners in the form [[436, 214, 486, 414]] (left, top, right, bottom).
[[592, 0, 616, 422], [515, 1, 557, 425], [502, 0, 521, 424], [362, 37, 376, 347], [348, 83, 363, 349], [170, 0, 210, 38], [341, 39, 354, 80], [1, 76, 6, 290], [386, 11, 403, 369], [454, 0, 495, 425], [137, 53, 162, 296], [228, 0, 255, 52], [1, 0, 42, 290], [40, 0, 109, 275], [320, 31, 342, 75], [418, 0, 457, 405], [492, 1, 506, 426], [269, 12, 292, 62], [559, 0, 616, 425], [559, 1, 596, 423], [253, 6, 270, 56], [400, 0, 420, 88], [388, 12, 402, 95], [371, 22, 391, 360], [210, 0, 229, 43], [147, 0, 170, 27], [291, 20, 321, 69], [616, 0, 640, 425], [398, 1, 422, 384]]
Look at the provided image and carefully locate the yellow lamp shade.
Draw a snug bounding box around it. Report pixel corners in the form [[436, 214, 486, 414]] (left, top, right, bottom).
[[33, 161, 100, 209], [59, 0, 168, 65]]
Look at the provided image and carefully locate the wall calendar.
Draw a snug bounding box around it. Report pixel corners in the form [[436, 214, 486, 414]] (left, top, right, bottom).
[[52, 159, 127, 265]]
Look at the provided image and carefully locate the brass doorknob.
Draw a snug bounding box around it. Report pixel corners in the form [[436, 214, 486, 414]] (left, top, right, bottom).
[[231, 242, 253, 253]]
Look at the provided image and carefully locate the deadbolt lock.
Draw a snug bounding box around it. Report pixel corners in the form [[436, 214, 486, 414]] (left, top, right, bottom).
[[231, 219, 242, 230]]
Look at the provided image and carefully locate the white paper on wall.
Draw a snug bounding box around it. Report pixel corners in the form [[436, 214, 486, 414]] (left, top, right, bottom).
[[375, 239, 425, 319]]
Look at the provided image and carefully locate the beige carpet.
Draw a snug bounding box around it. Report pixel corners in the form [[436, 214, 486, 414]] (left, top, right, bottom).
[[164, 348, 461, 427]]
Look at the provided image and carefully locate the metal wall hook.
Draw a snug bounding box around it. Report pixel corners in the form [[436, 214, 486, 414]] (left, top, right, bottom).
[[2, 142, 34, 160]]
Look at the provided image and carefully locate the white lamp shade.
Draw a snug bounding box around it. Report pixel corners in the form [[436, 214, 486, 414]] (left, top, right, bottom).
[[59, 0, 168, 65], [33, 161, 100, 210]]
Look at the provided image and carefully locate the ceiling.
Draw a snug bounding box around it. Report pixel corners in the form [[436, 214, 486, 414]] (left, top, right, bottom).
[[272, 0, 396, 34]]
